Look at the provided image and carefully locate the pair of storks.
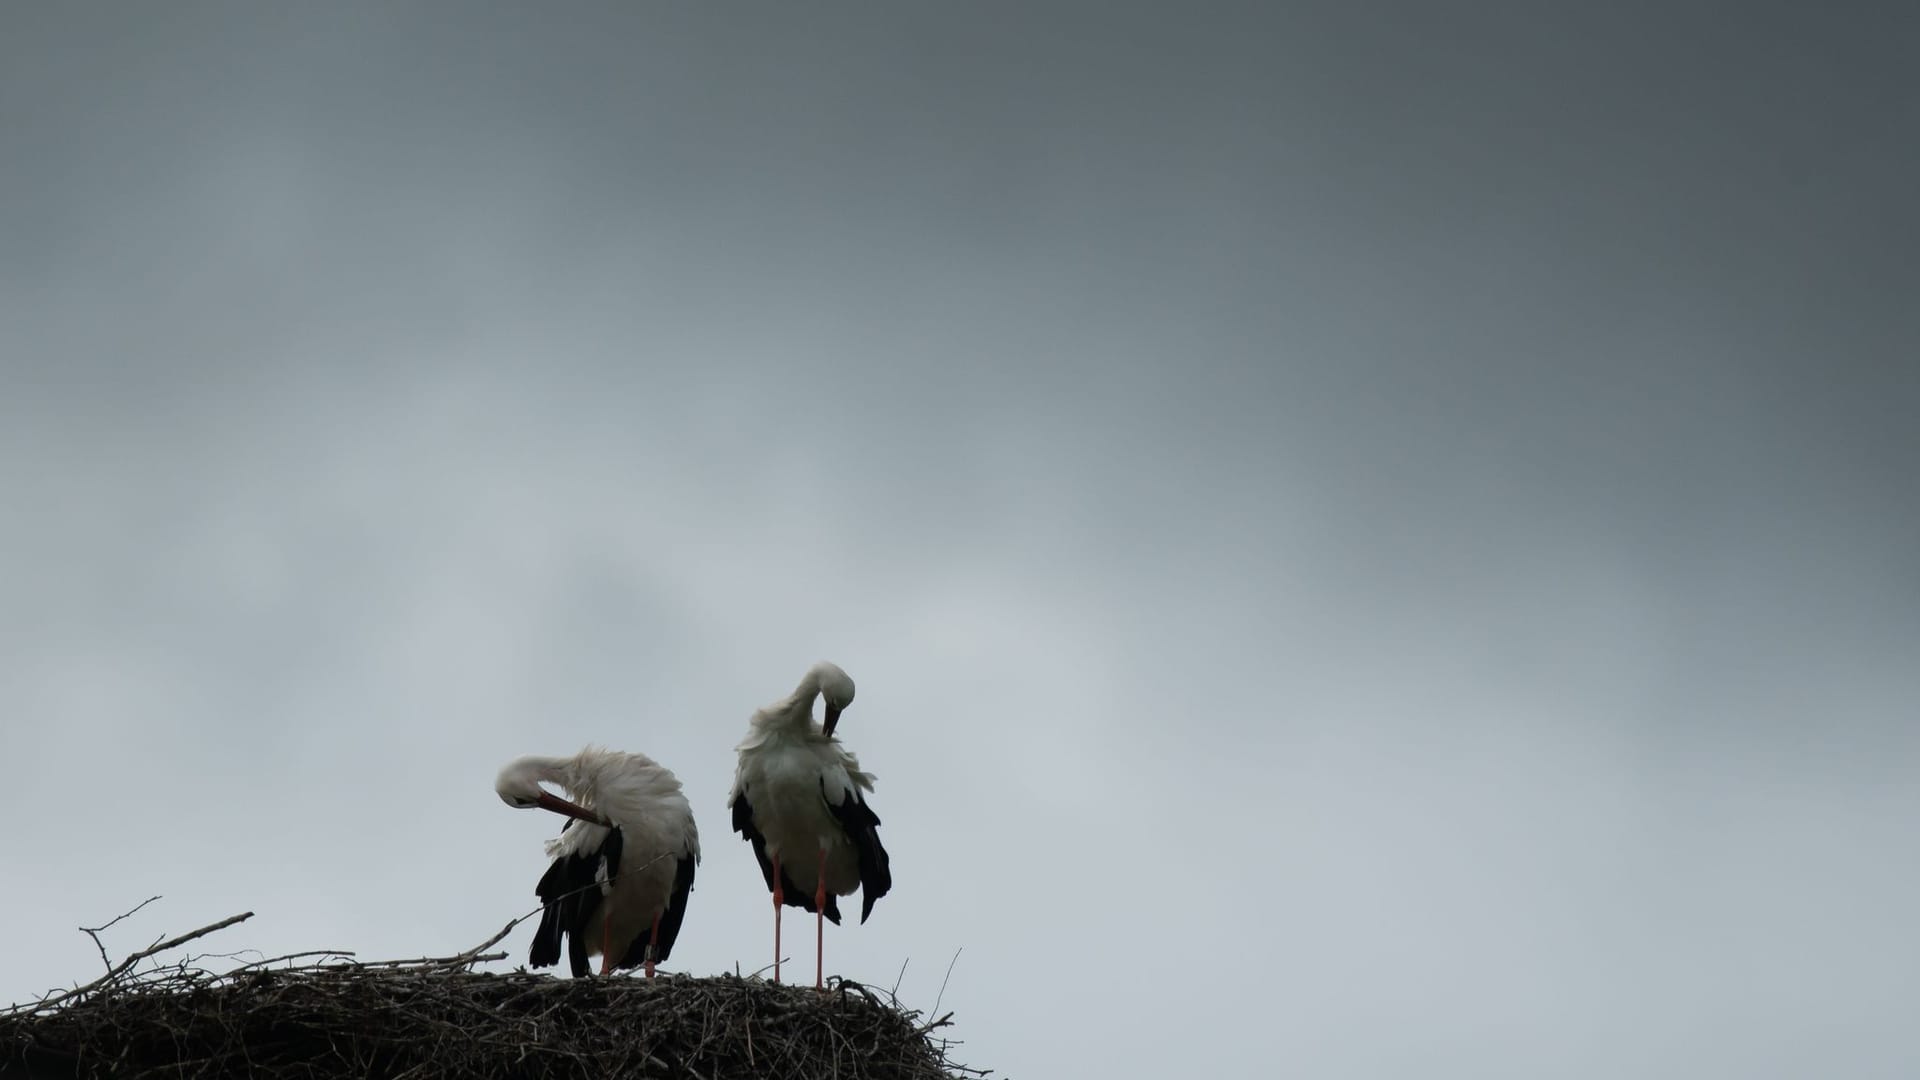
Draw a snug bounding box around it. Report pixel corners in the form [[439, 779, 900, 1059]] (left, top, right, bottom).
[[492, 661, 889, 989]]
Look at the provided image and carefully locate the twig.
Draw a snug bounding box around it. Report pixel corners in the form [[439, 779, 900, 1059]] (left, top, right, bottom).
[[914, 1011, 954, 1036], [226, 950, 358, 974], [439, 918, 522, 969], [891, 957, 909, 998], [78, 896, 163, 975], [191, 948, 268, 964], [746, 958, 788, 980], [143, 912, 254, 961], [364, 951, 508, 969], [79, 895, 162, 937], [932, 947, 961, 1019]]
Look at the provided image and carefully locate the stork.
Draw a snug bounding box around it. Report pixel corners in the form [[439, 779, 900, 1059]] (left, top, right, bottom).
[[495, 746, 700, 979], [727, 661, 892, 989]]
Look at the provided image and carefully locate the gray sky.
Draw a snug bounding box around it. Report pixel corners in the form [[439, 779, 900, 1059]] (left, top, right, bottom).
[[3, 3, 1917, 1077]]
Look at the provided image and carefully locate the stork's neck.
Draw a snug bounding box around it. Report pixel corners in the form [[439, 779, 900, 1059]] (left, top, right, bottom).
[[764, 672, 823, 731], [794, 666, 826, 702], [503, 754, 576, 790]]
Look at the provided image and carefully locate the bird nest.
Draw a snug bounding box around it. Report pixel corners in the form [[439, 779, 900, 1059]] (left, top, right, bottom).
[[0, 906, 983, 1080]]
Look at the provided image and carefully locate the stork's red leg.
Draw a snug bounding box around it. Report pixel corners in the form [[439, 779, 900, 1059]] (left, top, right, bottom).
[[645, 913, 660, 980], [815, 845, 827, 992], [600, 908, 612, 977], [771, 852, 784, 984]]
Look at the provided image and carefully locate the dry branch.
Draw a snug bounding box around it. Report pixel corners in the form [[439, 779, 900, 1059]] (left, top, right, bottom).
[[78, 896, 162, 976]]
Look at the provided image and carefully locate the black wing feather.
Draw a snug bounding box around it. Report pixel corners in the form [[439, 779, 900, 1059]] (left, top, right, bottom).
[[823, 780, 892, 923], [529, 856, 573, 969], [530, 824, 621, 978], [654, 853, 698, 962]]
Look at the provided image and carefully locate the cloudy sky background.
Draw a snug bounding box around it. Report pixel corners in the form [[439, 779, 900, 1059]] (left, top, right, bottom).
[[3, 4, 1916, 1077]]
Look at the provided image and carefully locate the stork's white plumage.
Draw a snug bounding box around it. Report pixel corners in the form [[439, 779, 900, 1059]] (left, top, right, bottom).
[[727, 661, 892, 989], [495, 746, 700, 979]]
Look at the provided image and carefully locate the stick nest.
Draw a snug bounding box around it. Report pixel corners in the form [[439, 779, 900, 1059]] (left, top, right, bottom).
[[3, 952, 980, 1080]]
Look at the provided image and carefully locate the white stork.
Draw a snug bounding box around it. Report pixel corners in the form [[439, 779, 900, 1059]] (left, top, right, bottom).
[[727, 661, 892, 989], [495, 746, 700, 979]]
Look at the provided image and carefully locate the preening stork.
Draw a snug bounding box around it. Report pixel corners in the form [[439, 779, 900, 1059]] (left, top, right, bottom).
[[727, 661, 892, 989], [495, 747, 700, 979]]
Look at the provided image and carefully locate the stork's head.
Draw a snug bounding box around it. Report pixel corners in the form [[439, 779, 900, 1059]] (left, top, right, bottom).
[[811, 661, 856, 737], [494, 756, 611, 826]]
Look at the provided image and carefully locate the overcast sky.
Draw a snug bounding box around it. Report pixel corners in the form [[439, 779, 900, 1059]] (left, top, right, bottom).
[[3, 3, 1917, 1077]]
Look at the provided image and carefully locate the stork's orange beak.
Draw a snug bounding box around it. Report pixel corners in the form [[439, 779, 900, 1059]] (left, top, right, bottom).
[[535, 791, 611, 827]]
